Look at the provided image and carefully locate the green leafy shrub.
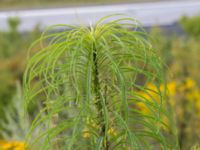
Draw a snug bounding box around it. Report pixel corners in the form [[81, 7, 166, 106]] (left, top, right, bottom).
[[0, 81, 29, 141], [180, 15, 200, 39], [0, 18, 41, 137], [24, 15, 178, 149]]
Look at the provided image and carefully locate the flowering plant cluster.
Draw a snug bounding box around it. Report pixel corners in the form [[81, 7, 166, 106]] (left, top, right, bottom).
[[137, 77, 200, 148], [0, 140, 26, 150]]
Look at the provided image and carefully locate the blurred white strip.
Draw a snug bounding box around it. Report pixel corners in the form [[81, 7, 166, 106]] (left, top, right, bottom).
[[0, 0, 200, 32]]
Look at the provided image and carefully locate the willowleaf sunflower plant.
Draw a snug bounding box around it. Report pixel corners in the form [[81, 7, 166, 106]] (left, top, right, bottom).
[[23, 15, 179, 150]]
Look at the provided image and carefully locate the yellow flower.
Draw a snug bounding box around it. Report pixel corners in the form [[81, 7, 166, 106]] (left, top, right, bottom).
[[167, 81, 177, 96], [82, 129, 91, 138], [1, 143, 12, 149], [138, 83, 161, 101], [0, 140, 26, 150], [107, 128, 117, 136], [136, 83, 164, 114], [91, 123, 99, 129], [137, 102, 149, 114], [185, 78, 195, 89]]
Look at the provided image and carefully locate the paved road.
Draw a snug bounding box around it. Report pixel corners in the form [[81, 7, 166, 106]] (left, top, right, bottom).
[[0, 0, 200, 32]]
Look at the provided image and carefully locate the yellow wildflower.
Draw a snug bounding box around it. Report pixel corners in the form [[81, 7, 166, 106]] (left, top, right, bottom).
[[82, 128, 91, 138], [185, 78, 195, 89], [0, 140, 26, 150], [91, 123, 99, 129], [167, 81, 177, 96], [107, 128, 117, 136], [1, 143, 12, 149], [137, 102, 149, 114], [146, 83, 160, 100]]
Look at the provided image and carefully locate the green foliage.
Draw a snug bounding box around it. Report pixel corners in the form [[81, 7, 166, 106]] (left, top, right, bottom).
[[0, 18, 41, 135], [180, 15, 200, 39], [149, 27, 174, 67], [0, 18, 21, 58], [0, 81, 29, 140], [24, 15, 177, 149]]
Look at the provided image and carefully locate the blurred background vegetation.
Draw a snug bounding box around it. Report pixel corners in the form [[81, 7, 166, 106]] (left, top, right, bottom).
[[0, 18, 41, 139], [0, 4, 200, 150], [150, 15, 200, 149]]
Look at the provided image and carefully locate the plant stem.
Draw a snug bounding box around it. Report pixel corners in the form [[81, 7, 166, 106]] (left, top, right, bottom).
[[92, 42, 109, 150]]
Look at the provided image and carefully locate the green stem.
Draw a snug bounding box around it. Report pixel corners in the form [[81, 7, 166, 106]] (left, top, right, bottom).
[[92, 42, 109, 150]]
